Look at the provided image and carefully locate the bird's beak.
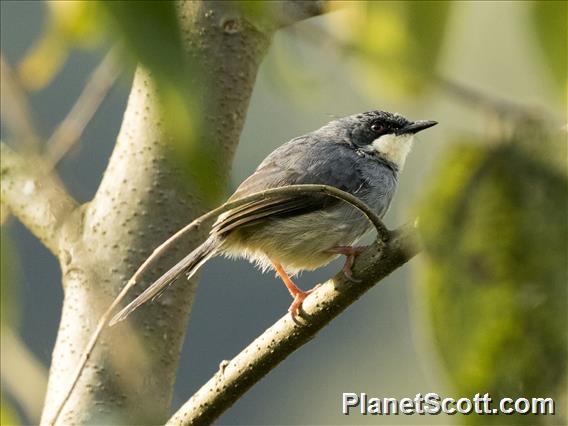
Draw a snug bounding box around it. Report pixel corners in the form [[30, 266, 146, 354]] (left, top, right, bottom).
[[397, 120, 438, 135]]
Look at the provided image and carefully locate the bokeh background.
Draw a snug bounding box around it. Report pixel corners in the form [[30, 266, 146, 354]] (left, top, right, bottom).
[[1, 1, 566, 425]]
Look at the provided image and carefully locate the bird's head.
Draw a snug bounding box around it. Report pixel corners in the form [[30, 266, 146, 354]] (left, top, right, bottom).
[[326, 110, 437, 169]]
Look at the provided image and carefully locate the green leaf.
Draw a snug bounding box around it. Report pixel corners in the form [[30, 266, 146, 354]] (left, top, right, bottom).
[[99, 1, 185, 81], [99, 1, 226, 205], [330, 1, 452, 97], [0, 398, 21, 426], [417, 126, 568, 424], [18, 1, 103, 90], [530, 0, 567, 93], [1, 228, 21, 328]]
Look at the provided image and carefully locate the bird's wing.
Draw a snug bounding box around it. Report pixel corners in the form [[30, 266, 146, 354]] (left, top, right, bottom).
[[213, 138, 366, 235], [212, 196, 329, 235]]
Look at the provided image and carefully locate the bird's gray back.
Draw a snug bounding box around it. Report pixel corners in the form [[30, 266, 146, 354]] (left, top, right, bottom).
[[232, 133, 397, 211]]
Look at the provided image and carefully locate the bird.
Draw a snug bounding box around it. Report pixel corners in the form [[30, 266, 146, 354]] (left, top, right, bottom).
[[111, 110, 437, 324]]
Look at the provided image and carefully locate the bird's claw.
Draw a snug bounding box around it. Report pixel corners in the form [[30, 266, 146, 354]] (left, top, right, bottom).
[[342, 263, 362, 283], [328, 246, 366, 283], [288, 284, 322, 320]]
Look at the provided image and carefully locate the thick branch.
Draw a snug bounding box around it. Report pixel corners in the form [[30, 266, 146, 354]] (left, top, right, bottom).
[[167, 225, 421, 425], [0, 143, 78, 254]]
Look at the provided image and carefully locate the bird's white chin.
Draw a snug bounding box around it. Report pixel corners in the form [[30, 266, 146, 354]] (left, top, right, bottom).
[[371, 134, 414, 169]]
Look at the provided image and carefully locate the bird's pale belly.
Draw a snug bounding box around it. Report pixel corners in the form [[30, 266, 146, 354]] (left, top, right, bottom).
[[220, 206, 371, 274]]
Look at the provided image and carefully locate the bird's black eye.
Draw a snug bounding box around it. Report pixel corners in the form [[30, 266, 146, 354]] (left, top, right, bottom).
[[371, 122, 385, 133]]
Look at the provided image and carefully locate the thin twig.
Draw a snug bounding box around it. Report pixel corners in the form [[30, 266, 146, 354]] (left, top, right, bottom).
[[1, 326, 48, 424], [298, 23, 552, 123], [1, 50, 119, 227], [434, 76, 547, 121], [0, 54, 40, 150], [45, 50, 121, 166], [166, 223, 421, 425], [46, 184, 388, 426]]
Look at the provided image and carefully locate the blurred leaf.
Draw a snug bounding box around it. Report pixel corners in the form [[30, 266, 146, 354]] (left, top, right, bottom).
[[98, 1, 185, 81], [0, 398, 20, 426], [0, 203, 9, 226], [530, 0, 567, 93], [418, 125, 567, 424], [160, 82, 225, 206], [328, 1, 451, 98], [48, 1, 102, 45], [262, 31, 322, 104], [232, 1, 271, 22], [1, 229, 21, 327], [20, 0, 226, 204], [99, 1, 224, 206], [18, 1, 103, 90], [18, 30, 69, 91]]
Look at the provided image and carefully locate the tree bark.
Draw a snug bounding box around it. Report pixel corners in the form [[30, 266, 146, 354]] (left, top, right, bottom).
[[0, 144, 78, 255]]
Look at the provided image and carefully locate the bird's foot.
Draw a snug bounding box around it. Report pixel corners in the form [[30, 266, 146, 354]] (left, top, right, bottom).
[[270, 259, 321, 321], [328, 246, 367, 282], [288, 284, 322, 320]]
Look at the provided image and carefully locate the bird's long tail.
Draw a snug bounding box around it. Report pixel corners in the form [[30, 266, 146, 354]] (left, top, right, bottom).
[[110, 236, 220, 325]]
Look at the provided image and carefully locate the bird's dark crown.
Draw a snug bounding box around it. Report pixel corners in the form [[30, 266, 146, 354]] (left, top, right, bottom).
[[354, 110, 411, 129]]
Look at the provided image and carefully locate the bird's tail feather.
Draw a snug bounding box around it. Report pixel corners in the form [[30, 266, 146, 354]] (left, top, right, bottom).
[[110, 237, 220, 325]]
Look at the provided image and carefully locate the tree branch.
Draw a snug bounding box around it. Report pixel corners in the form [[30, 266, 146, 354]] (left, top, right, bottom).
[[166, 224, 421, 425], [0, 143, 78, 255], [45, 49, 121, 166], [2, 50, 119, 227], [1, 326, 48, 424], [297, 22, 555, 123], [434, 76, 548, 120], [0, 54, 40, 150]]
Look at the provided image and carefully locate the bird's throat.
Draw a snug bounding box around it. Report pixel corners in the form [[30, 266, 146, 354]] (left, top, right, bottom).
[[371, 134, 414, 170]]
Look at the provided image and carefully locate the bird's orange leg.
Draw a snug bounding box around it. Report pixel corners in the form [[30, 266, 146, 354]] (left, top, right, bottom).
[[328, 246, 366, 282], [271, 259, 320, 319]]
